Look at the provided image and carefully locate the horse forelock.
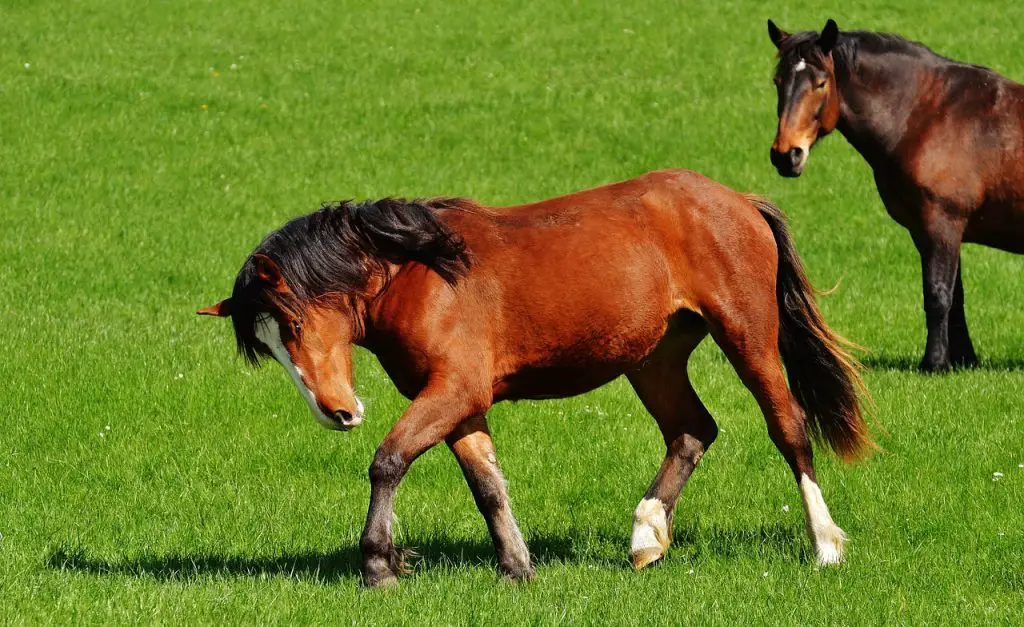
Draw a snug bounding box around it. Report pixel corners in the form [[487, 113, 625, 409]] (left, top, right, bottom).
[[777, 32, 846, 75]]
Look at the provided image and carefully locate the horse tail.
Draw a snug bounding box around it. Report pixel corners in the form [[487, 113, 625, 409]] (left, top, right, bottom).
[[747, 195, 873, 461]]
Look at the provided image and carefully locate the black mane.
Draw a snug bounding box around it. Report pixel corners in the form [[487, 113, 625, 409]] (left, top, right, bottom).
[[776, 30, 940, 85], [230, 197, 472, 364]]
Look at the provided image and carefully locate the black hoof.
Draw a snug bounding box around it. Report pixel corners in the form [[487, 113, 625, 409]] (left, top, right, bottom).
[[362, 571, 398, 588], [919, 357, 951, 373], [499, 564, 535, 583], [361, 552, 404, 588], [951, 353, 979, 370]]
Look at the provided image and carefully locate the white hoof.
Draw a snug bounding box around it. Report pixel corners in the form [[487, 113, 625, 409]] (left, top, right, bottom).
[[630, 498, 670, 570], [813, 523, 847, 566]]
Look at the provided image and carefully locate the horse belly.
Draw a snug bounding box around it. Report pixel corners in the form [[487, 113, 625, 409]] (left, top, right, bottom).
[[493, 320, 666, 401], [964, 198, 1024, 253]]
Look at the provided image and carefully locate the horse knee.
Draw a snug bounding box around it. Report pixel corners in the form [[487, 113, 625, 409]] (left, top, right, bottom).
[[924, 283, 953, 315], [369, 447, 406, 488]]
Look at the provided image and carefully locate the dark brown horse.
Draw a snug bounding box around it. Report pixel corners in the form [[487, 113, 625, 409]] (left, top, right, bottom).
[[768, 19, 1024, 371], [199, 170, 870, 586]]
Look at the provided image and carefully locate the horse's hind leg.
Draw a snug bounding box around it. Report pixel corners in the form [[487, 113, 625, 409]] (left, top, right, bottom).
[[446, 414, 534, 580], [708, 307, 847, 566], [626, 324, 717, 570], [949, 263, 978, 368]]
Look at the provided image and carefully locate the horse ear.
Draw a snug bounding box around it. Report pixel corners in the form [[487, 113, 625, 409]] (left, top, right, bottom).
[[818, 19, 839, 53], [253, 254, 288, 291], [197, 299, 232, 317], [767, 19, 789, 49]]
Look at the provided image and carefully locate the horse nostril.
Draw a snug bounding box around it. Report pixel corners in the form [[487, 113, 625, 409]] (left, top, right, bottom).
[[790, 147, 804, 164], [334, 409, 353, 424]]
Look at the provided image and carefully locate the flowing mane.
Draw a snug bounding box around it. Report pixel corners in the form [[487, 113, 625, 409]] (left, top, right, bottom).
[[776, 30, 944, 86], [231, 197, 473, 364]]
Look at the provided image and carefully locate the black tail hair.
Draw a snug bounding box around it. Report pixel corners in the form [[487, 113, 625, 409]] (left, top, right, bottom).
[[748, 195, 873, 461]]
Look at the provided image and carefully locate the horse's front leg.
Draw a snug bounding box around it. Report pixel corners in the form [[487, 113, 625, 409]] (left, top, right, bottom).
[[360, 376, 491, 587], [446, 415, 533, 580]]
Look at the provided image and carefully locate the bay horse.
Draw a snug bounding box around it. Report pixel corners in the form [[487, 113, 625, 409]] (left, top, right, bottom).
[[198, 169, 871, 586], [767, 19, 1024, 371]]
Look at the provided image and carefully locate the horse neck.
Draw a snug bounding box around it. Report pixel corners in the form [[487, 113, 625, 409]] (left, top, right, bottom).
[[354, 262, 402, 349], [835, 42, 936, 168]]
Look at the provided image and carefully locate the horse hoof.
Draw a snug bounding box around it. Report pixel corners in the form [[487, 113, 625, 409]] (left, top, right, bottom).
[[918, 358, 950, 374], [500, 565, 536, 583], [362, 555, 402, 588], [363, 572, 399, 588], [813, 524, 847, 567], [631, 546, 666, 570], [952, 355, 979, 370], [630, 498, 671, 570]]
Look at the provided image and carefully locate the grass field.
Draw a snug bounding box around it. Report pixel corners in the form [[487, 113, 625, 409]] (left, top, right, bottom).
[[2, 0, 1023, 623]]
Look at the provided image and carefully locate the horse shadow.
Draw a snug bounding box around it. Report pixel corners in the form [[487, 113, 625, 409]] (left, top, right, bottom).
[[861, 353, 1024, 373], [44, 534, 588, 583], [44, 522, 810, 583]]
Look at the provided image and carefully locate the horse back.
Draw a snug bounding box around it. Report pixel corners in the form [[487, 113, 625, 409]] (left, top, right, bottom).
[[369, 170, 778, 401]]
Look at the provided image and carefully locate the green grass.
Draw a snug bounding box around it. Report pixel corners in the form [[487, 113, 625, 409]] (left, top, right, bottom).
[[2, 0, 1023, 623]]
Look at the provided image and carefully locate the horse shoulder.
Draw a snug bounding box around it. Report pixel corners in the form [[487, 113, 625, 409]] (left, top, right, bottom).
[[366, 264, 492, 397]]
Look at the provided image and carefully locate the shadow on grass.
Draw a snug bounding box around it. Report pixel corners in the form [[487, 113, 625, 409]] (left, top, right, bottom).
[[861, 353, 1024, 373], [45, 522, 810, 582], [44, 535, 589, 583]]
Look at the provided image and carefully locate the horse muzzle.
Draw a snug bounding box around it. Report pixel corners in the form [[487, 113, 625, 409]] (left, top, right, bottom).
[[770, 146, 808, 178], [315, 397, 365, 431]]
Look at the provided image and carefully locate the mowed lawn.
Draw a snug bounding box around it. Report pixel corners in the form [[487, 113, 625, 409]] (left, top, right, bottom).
[[2, 0, 1023, 623]]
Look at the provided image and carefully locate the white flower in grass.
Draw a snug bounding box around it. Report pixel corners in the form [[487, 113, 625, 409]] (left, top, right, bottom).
[[992, 471, 1004, 481], [782, 504, 790, 513], [763, 571, 769, 577], [687, 568, 694, 575], [105, 425, 110, 431], [99, 432, 105, 438], [24, 63, 31, 69]]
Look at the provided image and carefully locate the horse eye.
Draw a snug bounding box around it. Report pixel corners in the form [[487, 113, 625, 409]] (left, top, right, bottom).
[[290, 320, 303, 337], [815, 79, 827, 90]]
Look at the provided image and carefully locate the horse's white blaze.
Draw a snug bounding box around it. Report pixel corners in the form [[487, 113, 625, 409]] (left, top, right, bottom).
[[630, 498, 670, 569], [794, 58, 807, 72], [799, 473, 847, 566], [254, 313, 342, 430]]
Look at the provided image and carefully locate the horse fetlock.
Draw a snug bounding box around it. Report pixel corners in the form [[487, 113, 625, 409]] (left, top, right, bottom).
[[630, 498, 671, 570]]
